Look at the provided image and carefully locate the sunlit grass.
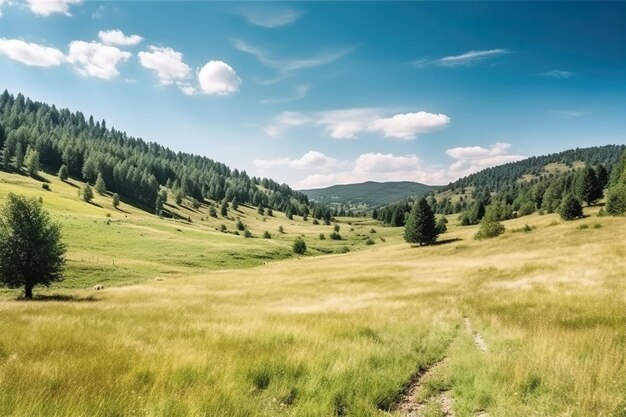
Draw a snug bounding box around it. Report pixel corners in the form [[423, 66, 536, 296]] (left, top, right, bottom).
[[0, 172, 624, 416]]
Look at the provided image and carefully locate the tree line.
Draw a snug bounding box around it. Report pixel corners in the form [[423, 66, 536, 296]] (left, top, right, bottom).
[[0, 90, 335, 219]]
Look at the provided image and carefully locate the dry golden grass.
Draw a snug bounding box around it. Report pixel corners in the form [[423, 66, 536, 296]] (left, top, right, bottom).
[[0, 173, 624, 416]]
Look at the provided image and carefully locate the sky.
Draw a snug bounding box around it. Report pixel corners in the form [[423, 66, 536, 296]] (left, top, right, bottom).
[[0, 1, 624, 189]]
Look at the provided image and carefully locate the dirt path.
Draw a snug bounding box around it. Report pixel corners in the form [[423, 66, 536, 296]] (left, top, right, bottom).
[[395, 357, 455, 417], [464, 317, 488, 353]]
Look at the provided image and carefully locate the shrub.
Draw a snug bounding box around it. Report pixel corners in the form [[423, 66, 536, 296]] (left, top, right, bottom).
[[278, 225, 284, 234], [112, 193, 120, 208], [243, 229, 252, 238], [263, 231, 271, 239], [557, 194, 583, 220], [209, 206, 218, 217], [370, 228, 376, 233], [333, 224, 340, 232], [292, 237, 306, 254], [475, 218, 505, 240], [330, 232, 342, 240], [577, 224, 589, 230], [220, 224, 227, 233], [236, 219, 245, 231], [41, 183, 49, 190], [593, 223, 602, 229], [312, 219, 319, 225], [319, 233, 325, 240], [365, 238, 375, 245]]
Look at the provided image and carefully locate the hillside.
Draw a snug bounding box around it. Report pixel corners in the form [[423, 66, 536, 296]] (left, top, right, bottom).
[[0, 91, 331, 220], [301, 181, 438, 209]]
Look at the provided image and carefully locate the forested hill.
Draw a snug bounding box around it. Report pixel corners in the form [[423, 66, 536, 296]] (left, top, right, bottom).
[[0, 90, 334, 219], [301, 181, 438, 208], [443, 145, 625, 193]]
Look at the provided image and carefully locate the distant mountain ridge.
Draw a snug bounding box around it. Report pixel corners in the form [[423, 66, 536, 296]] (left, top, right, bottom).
[[300, 181, 438, 208]]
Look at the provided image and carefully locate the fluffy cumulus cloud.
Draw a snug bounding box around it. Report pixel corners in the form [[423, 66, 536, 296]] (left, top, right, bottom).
[[369, 112, 450, 140], [26, 0, 82, 16], [67, 41, 131, 80], [256, 143, 525, 189], [138, 46, 191, 85], [197, 61, 241, 96], [265, 108, 450, 140], [98, 29, 143, 46], [446, 143, 525, 177], [0, 38, 65, 67]]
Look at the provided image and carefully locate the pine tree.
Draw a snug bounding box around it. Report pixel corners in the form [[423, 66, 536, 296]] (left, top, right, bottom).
[[58, 164, 69, 181], [557, 193, 583, 220], [0, 194, 66, 298], [220, 201, 228, 216], [574, 166, 602, 205], [231, 197, 238, 211], [81, 184, 94, 203], [606, 184, 626, 216], [292, 237, 306, 254], [94, 173, 106, 195], [14, 142, 24, 171], [155, 189, 167, 216], [403, 197, 438, 246], [25, 148, 40, 177], [112, 193, 120, 209]]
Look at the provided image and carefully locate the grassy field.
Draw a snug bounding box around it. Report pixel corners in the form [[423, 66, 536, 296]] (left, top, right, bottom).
[[0, 171, 624, 417]]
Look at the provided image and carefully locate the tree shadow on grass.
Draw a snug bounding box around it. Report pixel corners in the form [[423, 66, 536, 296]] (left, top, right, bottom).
[[432, 237, 462, 246], [16, 294, 100, 302]]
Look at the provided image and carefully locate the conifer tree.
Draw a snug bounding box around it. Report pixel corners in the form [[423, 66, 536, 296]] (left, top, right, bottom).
[[557, 193, 583, 220], [58, 164, 69, 181], [14, 142, 24, 171], [95, 173, 106, 195], [112, 193, 120, 209], [404, 197, 438, 246], [25, 148, 40, 177], [81, 184, 94, 203]]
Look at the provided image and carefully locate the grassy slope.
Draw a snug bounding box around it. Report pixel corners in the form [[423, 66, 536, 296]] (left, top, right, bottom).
[[301, 181, 437, 207], [0, 172, 624, 417], [0, 171, 391, 292]]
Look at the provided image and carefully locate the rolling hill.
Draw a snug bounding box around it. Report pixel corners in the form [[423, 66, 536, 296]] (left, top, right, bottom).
[[300, 181, 438, 208]]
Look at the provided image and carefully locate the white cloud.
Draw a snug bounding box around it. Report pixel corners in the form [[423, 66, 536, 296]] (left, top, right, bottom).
[[0, 38, 65, 67], [233, 39, 353, 77], [197, 61, 241, 96], [255, 143, 525, 189], [261, 85, 309, 104], [368, 112, 450, 140], [540, 70, 574, 79], [413, 49, 509, 68], [255, 151, 339, 172], [0, 0, 6, 17], [27, 0, 81, 16], [239, 7, 303, 28], [446, 143, 525, 177], [265, 112, 311, 137], [265, 108, 450, 140], [98, 29, 143, 46], [67, 41, 131, 80], [138, 46, 191, 85], [315, 108, 377, 139]]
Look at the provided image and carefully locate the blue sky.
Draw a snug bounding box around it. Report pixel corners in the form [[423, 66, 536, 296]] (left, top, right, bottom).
[[0, 1, 624, 189]]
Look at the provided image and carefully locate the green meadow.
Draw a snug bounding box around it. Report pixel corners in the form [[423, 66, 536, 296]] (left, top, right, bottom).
[[0, 171, 624, 417]]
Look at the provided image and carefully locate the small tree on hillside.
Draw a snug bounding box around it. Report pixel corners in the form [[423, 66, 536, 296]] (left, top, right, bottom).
[[557, 193, 583, 220], [25, 148, 40, 177], [0, 194, 66, 298], [404, 197, 438, 246], [474, 217, 505, 240], [81, 184, 94, 203], [231, 197, 238, 211], [220, 201, 228, 216], [94, 173, 106, 195], [293, 237, 306, 254], [112, 193, 120, 209], [155, 189, 167, 216], [209, 206, 218, 217], [58, 164, 69, 181]]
